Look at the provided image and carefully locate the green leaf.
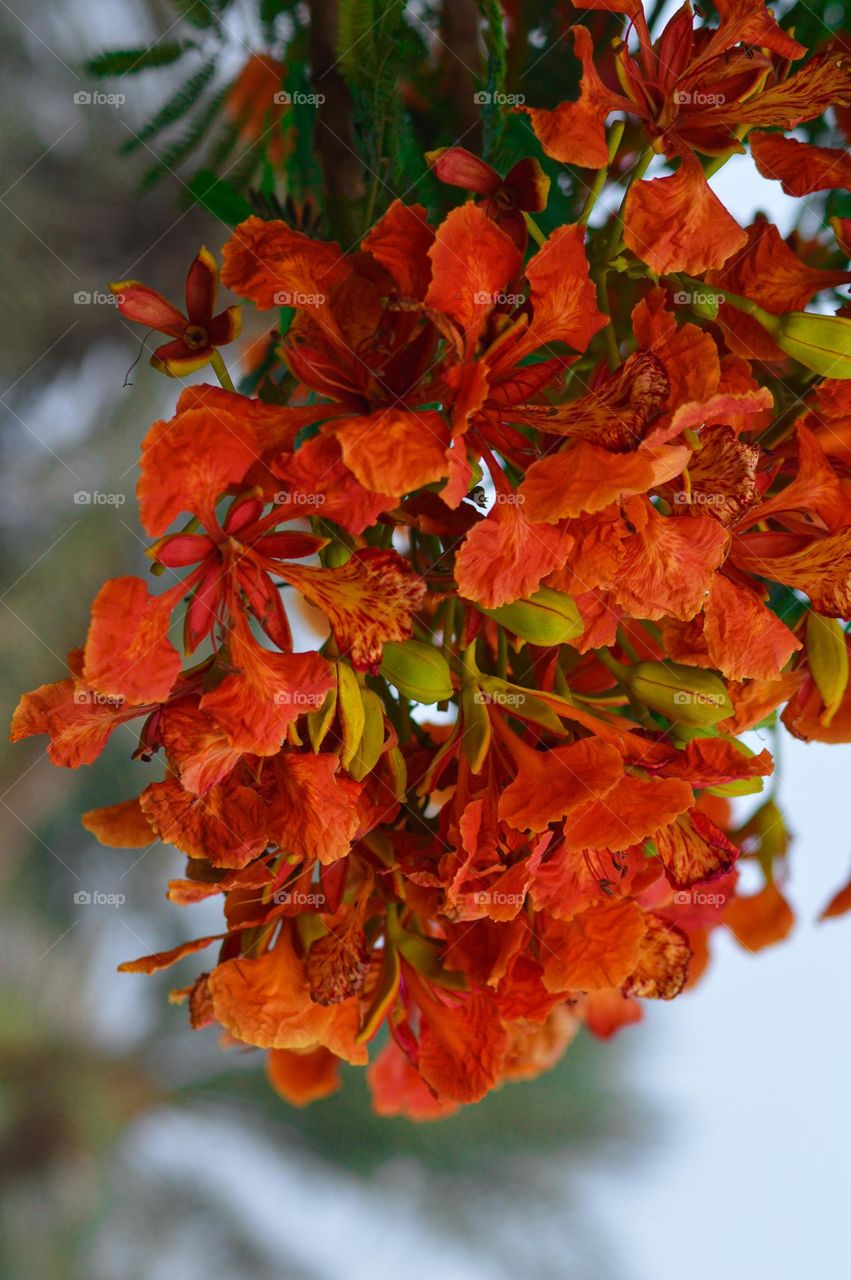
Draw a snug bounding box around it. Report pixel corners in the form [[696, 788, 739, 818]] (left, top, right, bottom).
[[83, 42, 193, 77], [183, 168, 252, 223]]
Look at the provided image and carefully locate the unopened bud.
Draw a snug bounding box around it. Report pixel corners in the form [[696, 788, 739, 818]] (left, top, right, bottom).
[[729, 297, 851, 380], [482, 587, 583, 647], [768, 311, 851, 380], [380, 640, 454, 703], [626, 660, 733, 726]]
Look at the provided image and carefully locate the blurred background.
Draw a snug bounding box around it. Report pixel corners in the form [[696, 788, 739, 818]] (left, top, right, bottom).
[[2, 2, 850, 1277]]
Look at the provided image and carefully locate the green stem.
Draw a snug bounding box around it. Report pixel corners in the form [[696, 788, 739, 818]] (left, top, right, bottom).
[[596, 647, 630, 683], [210, 349, 236, 392], [524, 212, 548, 249], [592, 266, 621, 370], [579, 119, 625, 226], [605, 146, 654, 260]]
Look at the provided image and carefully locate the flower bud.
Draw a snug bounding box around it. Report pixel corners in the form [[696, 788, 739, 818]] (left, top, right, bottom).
[[626, 660, 733, 726], [380, 640, 454, 703], [806, 612, 849, 727], [697, 282, 851, 379], [768, 311, 851, 379], [482, 587, 583, 646]]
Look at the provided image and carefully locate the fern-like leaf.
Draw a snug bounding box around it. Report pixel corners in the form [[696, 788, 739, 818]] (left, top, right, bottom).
[[476, 0, 508, 162], [83, 43, 193, 77], [135, 87, 227, 188], [120, 59, 218, 154], [337, 0, 377, 83]]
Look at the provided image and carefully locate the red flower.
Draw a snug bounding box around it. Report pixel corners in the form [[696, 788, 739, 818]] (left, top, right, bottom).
[[111, 247, 241, 376], [426, 146, 550, 248]]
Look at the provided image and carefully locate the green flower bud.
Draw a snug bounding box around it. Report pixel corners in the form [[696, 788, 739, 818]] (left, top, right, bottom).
[[719, 285, 851, 380], [481, 587, 583, 647], [380, 640, 454, 703], [626, 660, 733, 726], [323, 542, 353, 568], [767, 311, 851, 380]]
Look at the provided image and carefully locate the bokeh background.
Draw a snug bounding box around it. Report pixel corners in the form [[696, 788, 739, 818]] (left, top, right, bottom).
[[2, 2, 850, 1277]]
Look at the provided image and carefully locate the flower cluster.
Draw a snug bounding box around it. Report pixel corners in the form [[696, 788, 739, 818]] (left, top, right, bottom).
[[14, 0, 851, 1119]]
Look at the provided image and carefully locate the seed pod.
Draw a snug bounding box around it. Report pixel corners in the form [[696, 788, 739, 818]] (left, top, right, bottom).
[[380, 640, 454, 703], [348, 687, 386, 780], [626, 660, 733, 726], [481, 587, 583, 646], [306, 685, 337, 752], [337, 662, 365, 768], [806, 612, 849, 727], [460, 678, 492, 774]]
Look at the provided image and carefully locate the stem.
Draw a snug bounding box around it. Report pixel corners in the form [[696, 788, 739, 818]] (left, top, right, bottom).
[[596, 647, 630, 683], [592, 266, 621, 370], [605, 146, 654, 260], [579, 119, 625, 226], [524, 212, 548, 249], [210, 350, 235, 392]]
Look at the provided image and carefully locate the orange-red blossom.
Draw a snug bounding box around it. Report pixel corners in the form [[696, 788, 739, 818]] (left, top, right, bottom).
[[13, 0, 851, 1118]]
